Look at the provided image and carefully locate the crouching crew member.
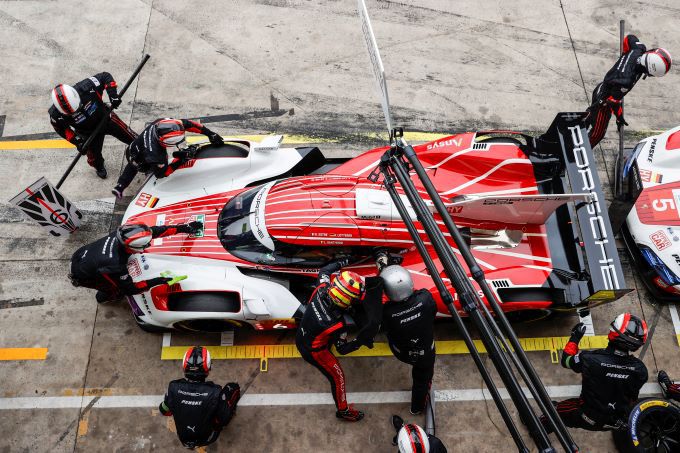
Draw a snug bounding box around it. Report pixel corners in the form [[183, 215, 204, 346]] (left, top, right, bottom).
[[543, 313, 648, 432], [391, 415, 448, 453], [112, 118, 224, 199], [658, 370, 680, 402], [295, 259, 366, 421], [49, 72, 137, 178], [378, 254, 438, 415], [160, 346, 240, 449], [586, 35, 672, 148], [69, 221, 202, 303]]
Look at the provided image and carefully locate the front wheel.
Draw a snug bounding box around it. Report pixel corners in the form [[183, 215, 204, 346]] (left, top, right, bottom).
[[622, 398, 680, 452]]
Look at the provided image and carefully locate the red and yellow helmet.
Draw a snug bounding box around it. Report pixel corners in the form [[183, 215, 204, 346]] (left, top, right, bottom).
[[328, 270, 365, 309]]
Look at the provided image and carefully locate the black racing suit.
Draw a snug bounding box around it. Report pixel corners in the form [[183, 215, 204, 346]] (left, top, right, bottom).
[[115, 119, 218, 191], [49, 72, 137, 170], [586, 35, 647, 148], [69, 224, 194, 302], [545, 340, 648, 432], [160, 379, 240, 449], [383, 288, 438, 413], [295, 261, 354, 412]]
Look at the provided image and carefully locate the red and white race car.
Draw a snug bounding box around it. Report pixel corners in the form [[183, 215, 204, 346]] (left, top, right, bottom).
[[122, 115, 629, 332]]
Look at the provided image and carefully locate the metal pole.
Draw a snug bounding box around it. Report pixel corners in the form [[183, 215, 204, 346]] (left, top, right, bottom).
[[379, 159, 529, 451], [400, 144, 578, 452], [56, 54, 150, 189], [618, 20, 625, 173], [388, 151, 554, 452]]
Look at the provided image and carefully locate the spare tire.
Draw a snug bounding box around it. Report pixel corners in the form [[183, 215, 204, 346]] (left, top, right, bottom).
[[623, 398, 680, 452]]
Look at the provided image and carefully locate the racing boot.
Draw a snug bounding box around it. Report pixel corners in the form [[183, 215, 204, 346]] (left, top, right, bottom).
[[111, 184, 124, 200], [96, 164, 107, 179], [336, 404, 364, 422], [658, 370, 680, 401], [95, 291, 116, 304]]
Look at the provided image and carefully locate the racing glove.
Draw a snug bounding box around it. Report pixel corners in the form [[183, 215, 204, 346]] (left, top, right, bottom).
[[335, 257, 351, 268], [616, 115, 629, 131], [107, 90, 122, 109], [206, 130, 224, 146], [186, 221, 204, 235], [335, 339, 361, 355], [569, 322, 587, 344], [73, 135, 87, 155]]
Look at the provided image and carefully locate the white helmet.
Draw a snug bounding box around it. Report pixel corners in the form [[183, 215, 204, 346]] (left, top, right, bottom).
[[51, 84, 81, 115], [397, 424, 430, 453], [640, 48, 672, 77], [382, 265, 414, 302]]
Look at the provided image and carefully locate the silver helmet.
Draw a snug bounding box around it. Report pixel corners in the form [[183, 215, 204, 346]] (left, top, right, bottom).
[[382, 265, 414, 302]]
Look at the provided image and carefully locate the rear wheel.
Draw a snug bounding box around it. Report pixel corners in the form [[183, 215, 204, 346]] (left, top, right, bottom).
[[168, 292, 246, 333]]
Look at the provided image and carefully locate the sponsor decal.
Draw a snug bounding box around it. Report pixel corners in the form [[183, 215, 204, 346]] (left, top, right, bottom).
[[135, 193, 159, 208], [426, 137, 463, 150], [639, 169, 663, 183], [647, 138, 657, 163], [10, 177, 82, 236], [127, 258, 142, 277], [650, 230, 672, 251], [188, 213, 206, 238]]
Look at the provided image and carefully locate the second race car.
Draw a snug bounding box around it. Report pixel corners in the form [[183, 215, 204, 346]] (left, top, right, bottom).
[[122, 114, 631, 332]]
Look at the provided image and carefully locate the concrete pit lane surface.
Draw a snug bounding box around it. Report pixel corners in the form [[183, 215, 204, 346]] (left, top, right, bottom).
[[1, 0, 680, 451]]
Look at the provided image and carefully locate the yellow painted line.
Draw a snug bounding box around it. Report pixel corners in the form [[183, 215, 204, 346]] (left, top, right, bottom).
[[677, 334, 680, 347], [0, 131, 456, 150], [77, 417, 89, 437], [0, 348, 48, 361], [161, 336, 609, 366]]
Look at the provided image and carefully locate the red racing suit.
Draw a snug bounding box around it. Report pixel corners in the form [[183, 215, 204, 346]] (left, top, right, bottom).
[[69, 224, 195, 300], [48, 72, 137, 169], [586, 35, 647, 148], [295, 261, 353, 411]]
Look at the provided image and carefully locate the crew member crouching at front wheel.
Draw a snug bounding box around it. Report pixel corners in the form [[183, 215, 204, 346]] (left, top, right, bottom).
[[160, 346, 240, 449], [295, 259, 366, 421], [542, 313, 648, 432], [69, 221, 202, 303]]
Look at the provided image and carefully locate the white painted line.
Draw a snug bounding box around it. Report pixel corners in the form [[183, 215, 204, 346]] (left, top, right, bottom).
[[578, 309, 596, 336], [669, 303, 680, 338], [162, 333, 172, 348], [0, 384, 663, 410]]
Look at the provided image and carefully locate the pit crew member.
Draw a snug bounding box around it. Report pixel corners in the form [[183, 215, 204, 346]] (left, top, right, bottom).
[[69, 221, 202, 303], [378, 255, 437, 415], [295, 259, 366, 422], [49, 73, 137, 178], [160, 346, 240, 449], [391, 415, 448, 453], [585, 35, 672, 147], [542, 313, 649, 432], [112, 118, 224, 199]]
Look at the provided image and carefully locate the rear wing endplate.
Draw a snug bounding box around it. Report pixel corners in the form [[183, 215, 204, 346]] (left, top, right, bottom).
[[539, 113, 632, 303]]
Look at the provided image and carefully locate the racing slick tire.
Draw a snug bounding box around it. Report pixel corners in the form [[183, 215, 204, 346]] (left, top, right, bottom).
[[476, 136, 523, 146], [619, 398, 680, 452], [169, 292, 245, 333], [133, 314, 172, 333]]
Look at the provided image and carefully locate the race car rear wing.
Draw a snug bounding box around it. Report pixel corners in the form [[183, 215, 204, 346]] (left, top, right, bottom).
[[533, 112, 632, 304]]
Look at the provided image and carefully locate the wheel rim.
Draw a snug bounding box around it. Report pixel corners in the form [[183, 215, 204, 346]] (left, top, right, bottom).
[[637, 410, 680, 452]]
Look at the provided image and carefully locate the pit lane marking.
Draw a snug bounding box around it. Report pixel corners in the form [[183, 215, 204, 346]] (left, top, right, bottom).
[[0, 131, 450, 150], [0, 348, 48, 361], [160, 335, 611, 367], [0, 383, 664, 410]]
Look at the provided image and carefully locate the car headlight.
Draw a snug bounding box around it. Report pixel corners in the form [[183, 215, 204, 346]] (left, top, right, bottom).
[[639, 245, 680, 285]]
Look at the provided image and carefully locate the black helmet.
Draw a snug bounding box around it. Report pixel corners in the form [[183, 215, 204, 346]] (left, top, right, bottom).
[[608, 313, 648, 352], [117, 223, 152, 252], [182, 346, 211, 380]]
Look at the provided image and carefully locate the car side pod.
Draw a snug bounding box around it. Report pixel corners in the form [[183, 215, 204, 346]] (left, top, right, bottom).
[[371, 129, 574, 453]]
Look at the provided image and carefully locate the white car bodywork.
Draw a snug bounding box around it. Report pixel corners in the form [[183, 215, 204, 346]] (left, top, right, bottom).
[[121, 136, 306, 330], [625, 125, 680, 295]]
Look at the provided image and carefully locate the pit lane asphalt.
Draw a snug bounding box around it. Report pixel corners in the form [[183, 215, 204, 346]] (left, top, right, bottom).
[[2, 1, 680, 451]]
